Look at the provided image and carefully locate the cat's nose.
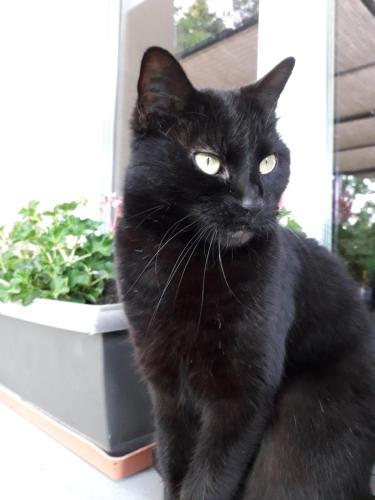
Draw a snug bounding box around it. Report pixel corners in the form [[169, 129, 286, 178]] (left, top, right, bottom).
[[241, 196, 263, 212], [241, 196, 254, 210]]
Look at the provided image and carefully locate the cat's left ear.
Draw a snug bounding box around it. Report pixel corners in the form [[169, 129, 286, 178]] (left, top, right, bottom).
[[137, 47, 195, 121], [251, 57, 295, 112]]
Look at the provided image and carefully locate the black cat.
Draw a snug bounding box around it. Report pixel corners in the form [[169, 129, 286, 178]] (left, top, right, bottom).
[[115, 47, 375, 500]]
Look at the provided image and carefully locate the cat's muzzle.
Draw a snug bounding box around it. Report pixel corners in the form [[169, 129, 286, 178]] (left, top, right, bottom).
[[219, 229, 254, 247]]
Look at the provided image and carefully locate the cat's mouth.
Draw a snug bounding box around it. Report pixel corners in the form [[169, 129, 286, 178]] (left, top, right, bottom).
[[218, 228, 254, 247]]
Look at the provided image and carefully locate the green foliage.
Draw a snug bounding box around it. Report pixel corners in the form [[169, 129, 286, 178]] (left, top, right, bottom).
[[337, 176, 375, 284], [232, 0, 258, 26], [278, 207, 303, 233], [175, 0, 225, 52], [175, 0, 258, 52], [0, 200, 114, 305]]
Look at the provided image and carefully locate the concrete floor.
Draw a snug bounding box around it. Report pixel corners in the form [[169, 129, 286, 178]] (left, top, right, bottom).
[[1, 399, 374, 499], [0, 402, 163, 500]]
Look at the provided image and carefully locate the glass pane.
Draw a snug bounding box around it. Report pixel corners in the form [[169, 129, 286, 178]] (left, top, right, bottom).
[[175, 0, 258, 53], [334, 0, 375, 310]]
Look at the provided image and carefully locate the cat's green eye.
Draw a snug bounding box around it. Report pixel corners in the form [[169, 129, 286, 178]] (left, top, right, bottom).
[[259, 154, 277, 175], [193, 153, 221, 175]]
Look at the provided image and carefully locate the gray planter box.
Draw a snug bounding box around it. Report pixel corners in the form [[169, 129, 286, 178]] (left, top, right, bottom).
[[0, 299, 153, 456]]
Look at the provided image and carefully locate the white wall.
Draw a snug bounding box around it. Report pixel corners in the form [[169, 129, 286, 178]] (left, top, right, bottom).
[[257, 0, 335, 247], [0, 0, 120, 227]]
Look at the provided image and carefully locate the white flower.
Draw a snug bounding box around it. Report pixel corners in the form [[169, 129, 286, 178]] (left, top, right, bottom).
[[77, 235, 87, 246], [65, 235, 79, 249]]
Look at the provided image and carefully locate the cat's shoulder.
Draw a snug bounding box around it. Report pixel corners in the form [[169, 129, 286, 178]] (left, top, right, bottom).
[[279, 225, 334, 259], [279, 226, 349, 275], [278, 225, 358, 294]]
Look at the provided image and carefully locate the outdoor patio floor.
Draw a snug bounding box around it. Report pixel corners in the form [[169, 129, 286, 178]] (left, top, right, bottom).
[[0, 401, 163, 500], [1, 397, 375, 499]]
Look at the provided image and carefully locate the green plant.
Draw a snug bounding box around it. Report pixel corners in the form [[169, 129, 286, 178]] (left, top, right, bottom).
[[175, 0, 225, 52], [278, 207, 303, 233], [0, 200, 114, 305], [175, 0, 259, 52], [337, 176, 375, 285]]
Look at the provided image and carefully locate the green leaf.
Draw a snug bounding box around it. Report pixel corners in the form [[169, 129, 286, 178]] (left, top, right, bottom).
[[67, 270, 91, 288], [54, 201, 79, 212], [21, 290, 38, 306], [0, 199, 115, 304], [277, 208, 303, 233], [50, 276, 70, 299], [89, 237, 113, 257], [19, 200, 39, 217]]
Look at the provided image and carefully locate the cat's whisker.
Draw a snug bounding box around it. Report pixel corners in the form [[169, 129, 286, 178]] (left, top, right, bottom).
[[217, 239, 243, 308], [133, 205, 167, 229], [153, 214, 196, 277], [184, 110, 209, 119], [173, 226, 211, 305], [202, 227, 214, 258], [147, 225, 208, 330], [196, 229, 216, 335], [124, 218, 198, 298], [125, 204, 165, 221], [218, 239, 262, 316]]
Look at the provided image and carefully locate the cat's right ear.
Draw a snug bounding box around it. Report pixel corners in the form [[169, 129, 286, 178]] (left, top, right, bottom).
[[137, 47, 194, 124], [245, 57, 295, 113]]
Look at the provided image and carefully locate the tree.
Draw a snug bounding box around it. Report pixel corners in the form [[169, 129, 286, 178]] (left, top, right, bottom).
[[176, 0, 225, 52], [232, 0, 259, 27]]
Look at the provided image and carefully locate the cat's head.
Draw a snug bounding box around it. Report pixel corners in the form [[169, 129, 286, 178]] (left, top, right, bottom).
[[126, 47, 294, 247]]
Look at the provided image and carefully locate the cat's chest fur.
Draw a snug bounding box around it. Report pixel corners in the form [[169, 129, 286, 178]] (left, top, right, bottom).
[[122, 228, 287, 400]]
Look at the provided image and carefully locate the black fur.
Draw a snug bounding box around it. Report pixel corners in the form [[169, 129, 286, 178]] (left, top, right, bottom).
[[115, 47, 375, 499]]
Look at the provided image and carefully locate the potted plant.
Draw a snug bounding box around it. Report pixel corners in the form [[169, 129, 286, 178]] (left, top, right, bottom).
[[0, 200, 153, 460]]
